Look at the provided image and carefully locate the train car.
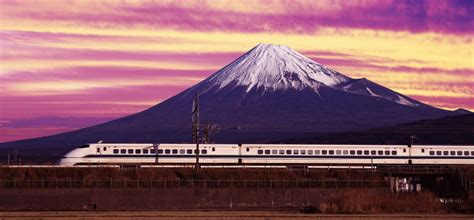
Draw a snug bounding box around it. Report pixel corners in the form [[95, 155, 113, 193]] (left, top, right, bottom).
[[410, 145, 474, 165], [240, 144, 408, 165], [59, 143, 239, 166], [59, 143, 474, 167]]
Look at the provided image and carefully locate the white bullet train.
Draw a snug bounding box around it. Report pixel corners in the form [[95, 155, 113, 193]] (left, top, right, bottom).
[[59, 143, 474, 167]]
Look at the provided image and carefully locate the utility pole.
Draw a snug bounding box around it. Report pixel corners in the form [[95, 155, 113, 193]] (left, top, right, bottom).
[[203, 123, 220, 144], [203, 122, 210, 144], [192, 93, 200, 169], [408, 135, 417, 165], [409, 135, 417, 147], [13, 149, 17, 163], [153, 143, 159, 165]]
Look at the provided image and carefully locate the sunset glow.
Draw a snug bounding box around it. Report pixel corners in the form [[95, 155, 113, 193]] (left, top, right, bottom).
[[0, 0, 472, 142]]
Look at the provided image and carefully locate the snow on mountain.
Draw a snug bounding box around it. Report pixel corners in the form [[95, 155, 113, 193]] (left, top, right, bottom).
[[338, 78, 421, 107], [197, 43, 421, 108], [203, 44, 351, 93]]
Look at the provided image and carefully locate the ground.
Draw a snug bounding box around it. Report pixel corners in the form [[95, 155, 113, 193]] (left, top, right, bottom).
[[0, 211, 473, 220]]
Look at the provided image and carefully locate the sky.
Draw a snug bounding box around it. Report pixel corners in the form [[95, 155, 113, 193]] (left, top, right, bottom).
[[0, 0, 473, 142]]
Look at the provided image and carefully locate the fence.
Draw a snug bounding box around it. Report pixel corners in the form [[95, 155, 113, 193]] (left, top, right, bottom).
[[378, 165, 466, 174], [0, 179, 388, 189]]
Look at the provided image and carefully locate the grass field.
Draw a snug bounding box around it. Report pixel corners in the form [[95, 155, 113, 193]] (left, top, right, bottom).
[[0, 211, 473, 220]]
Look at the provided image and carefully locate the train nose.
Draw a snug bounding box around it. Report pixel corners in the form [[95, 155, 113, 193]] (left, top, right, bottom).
[[59, 148, 85, 166], [59, 158, 75, 166]]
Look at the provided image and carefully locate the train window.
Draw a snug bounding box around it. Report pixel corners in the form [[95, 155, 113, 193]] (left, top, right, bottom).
[[128, 149, 133, 154], [328, 150, 334, 155], [158, 149, 163, 154], [364, 150, 369, 155], [343, 150, 348, 155], [350, 150, 355, 155], [120, 149, 126, 154], [322, 150, 327, 155], [246, 148, 250, 152], [335, 150, 341, 155], [385, 150, 390, 155], [272, 150, 278, 154], [421, 149, 425, 153], [464, 151, 470, 156], [150, 149, 156, 154], [180, 149, 186, 154], [357, 150, 362, 155], [135, 149, 141, 154], [472, 151, 474, 155], [201, 149, 207, 154], [300, 150, 306, 155], [378, 150, 383, 155], [165, 149, 170, 154], [392, 151, 397, 155], [212, 147, 215, 152], [436, 151, 441, 155], [103, 147, 107, 151], [403, 149, 406, 153], [442, 151, 448, 155], [187, 149, 193, 154], [315, 150, 320, 155], [457, 151, 462, 156], [172, 149, 178, 154], [265, 150, 271, 154], [286, 150, 292, 154], [279, 150, 285, 154], [113, 149, 119, 154], [143, 149, 149, 154], [450, 151, 455, 156], [429, 151, 435, 155], [294, 150, 299, 155], [308, 150, 313, 155], [371, 150, 376, 155], [97, 148, 100, 153], [258, 150, 263, 155]]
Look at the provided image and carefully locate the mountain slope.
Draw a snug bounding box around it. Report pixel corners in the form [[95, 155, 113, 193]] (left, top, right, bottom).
[[283, 113, 474, 145], [0, 44, 465, 157], [338, 78, 423, 107], [202, 43, 350, 92]]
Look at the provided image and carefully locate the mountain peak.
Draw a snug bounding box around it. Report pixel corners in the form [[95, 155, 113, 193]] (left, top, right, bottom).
[[453, 108, 471, 114], [253, 43, 290, 51], [202, 44, 351, 93]]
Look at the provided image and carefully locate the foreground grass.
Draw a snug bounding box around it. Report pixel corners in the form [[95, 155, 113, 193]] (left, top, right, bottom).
[[0, 211, 473, 220]]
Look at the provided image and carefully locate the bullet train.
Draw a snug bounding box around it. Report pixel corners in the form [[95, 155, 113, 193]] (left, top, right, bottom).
[[59, 143, 474, 167]]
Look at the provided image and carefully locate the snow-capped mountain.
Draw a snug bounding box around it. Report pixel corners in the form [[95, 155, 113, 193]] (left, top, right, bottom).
[[193, 43, 422, 108], [203, 44, 350, 92], [0, 44, 466, 156]]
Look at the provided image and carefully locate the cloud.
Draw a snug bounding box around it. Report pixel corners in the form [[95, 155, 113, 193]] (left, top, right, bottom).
[[0, 116, 114, 129], [1, 40, 242, 65], [308, 55, 474, 77], [0, 127, 72, 143], [410, 95, 474, 110], [2, 0, 472, 34]]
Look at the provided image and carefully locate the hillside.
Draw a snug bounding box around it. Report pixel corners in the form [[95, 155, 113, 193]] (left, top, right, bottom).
[[283, 113, 474, 145]]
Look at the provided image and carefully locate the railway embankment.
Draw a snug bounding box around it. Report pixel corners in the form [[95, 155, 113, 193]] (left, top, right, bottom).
[[0, 188, 448, 213], [0, 167, 388, 182], [0, 167, 472, 213]]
